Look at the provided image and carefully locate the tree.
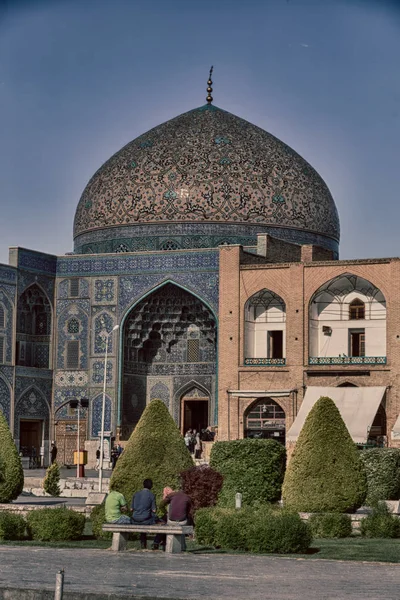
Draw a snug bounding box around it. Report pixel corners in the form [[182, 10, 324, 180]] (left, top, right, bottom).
[[282, 396, 367, 513], [110, 399, 193, 505], [0, 411, 24, 502], [43, 462, 61, 497]]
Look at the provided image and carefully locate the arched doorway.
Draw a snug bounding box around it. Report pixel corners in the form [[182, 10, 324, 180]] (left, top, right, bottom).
[[244, 398, 286, 444], [180, 386, 209, 433], [121, 283, 217, 439]]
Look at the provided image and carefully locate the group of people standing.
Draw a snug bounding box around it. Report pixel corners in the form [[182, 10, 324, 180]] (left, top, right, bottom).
[[105, 479, 191, 550], [95, 443, 123, 471], [184, 429, 202, 458]]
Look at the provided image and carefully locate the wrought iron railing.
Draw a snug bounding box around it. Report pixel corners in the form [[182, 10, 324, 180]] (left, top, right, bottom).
[[308, 356, 387, 366], [244, 357, 286, 366]]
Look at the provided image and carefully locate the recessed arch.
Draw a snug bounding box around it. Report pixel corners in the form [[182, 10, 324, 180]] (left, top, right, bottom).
[[16, 283, 52, 368], [244, 289, 286, 364], [244, 397, 286, 444]]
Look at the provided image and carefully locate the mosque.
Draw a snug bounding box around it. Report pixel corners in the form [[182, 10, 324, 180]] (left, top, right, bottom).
[[0, 72, 399, 465]]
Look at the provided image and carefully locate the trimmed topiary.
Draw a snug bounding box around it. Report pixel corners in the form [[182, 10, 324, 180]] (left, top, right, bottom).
[[0, 511, 26, 540], [180, 465, 223, 514], [110, 399, 193, 505], [27, 507, 85, 541], [43, 462, 61, 497], [360, 448, 400, 506], [282, 396, 367, 513], [0, 411, 24, 503], [360, 503, 400, 538], [210, 439, 286, 508], [308, 513, 352, 538]]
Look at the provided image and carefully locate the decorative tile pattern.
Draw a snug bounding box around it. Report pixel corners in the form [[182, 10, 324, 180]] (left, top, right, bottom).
[[244, 358, 286, 366], [92, 360, 113, 385], [0, 286, 14, 363], [17, 249, 57, 275], [57, 302, 89, 370], [54, 386, 88, 408], [18, 271, 55, 306], [94, 312, 115, 354], [0, 265, 17, 284], [309, 356, 387, 365], [74, 105, 340, 255], [55, 371, 89, 387], [94, 279, 115, 303], [0, 377, 11, 424], [149, 382, 170, 409], [15, 387, 50, 438], [58, 278, 90, 299], [91, 393, 112, 437], [0, 366, 14, 387]]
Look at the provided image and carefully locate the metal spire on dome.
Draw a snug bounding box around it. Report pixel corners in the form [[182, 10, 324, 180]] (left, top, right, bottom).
[[206, 66, 213, 104]]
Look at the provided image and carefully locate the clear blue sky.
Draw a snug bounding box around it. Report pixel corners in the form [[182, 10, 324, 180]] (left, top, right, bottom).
[[0, 0, 399, 263]]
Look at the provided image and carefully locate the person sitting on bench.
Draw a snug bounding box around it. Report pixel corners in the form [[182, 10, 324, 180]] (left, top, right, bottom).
[[131, 478, 160, 549], [160, 486, 191, 551], [105, 489, 132, 525]]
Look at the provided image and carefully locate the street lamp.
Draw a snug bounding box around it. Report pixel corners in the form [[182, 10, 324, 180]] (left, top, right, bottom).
[[69, 397, 89, 478], [99, 324, 120, 493]]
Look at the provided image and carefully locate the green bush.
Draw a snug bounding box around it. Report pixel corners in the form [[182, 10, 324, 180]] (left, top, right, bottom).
[[43, 462, 61, 497], [210, 439, 286, 508], [282, 397, 367, 513], [27, 508, 85, 541], [0, 411, 24, 503], [0, 511, 26, 540], [308, 513, 352, 538], [360, 448, 400, 506], [195, 506, 312, 554], [110, 399, 193, 506], [90, 503, 112, 540], [360, 503, 400, 538]]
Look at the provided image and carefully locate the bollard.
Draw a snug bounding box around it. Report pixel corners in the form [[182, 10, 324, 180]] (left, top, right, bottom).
[[54, 569, 64, 600], [235, 492, 242, 509]]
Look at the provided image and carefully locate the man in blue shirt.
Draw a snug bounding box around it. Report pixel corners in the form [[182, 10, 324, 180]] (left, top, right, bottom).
[[131, 478, 157, 549]]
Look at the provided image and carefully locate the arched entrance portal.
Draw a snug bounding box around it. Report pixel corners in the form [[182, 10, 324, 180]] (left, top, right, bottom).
[[244, 398, 286, 444], [180, 387, 210, 434], [121, 283, 217, 439]]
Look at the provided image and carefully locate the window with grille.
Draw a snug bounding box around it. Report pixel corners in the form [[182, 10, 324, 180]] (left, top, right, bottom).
[[70, 279, 80, 297], [349, 299, 365, 320], [0, 305, 4, 329], [187, 339, 200, 362], [0, 337, 4, 363], [66, 340, 79, 369], [67, 318, 80, 334]]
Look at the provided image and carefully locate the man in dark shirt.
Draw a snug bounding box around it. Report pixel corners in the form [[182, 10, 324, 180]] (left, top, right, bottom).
[[131, 479, 157, 549], [160, 488, 191, 551]]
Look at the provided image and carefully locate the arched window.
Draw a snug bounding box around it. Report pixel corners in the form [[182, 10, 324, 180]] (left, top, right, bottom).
[[16, 284, 51, 368], [245, 398, 285, 444], [244, 289, 286, 364], [67, 318, 80, 334], [349, 299, 365, 320], [0, 305, 4, 329]]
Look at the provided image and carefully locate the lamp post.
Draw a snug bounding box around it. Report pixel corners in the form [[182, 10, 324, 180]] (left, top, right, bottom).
[[69, 397, 89, 478], [99, 324, 120, 493]]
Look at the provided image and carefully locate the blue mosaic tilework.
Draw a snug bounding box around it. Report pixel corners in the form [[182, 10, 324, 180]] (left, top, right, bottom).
[[57, 302, 89, 370], [58, 278, 90, 299], [0, 377, 11, 424], [16, 366, 52, 380], [94, 312, 115, 354], [119, 272, 218, 317], [0, 286, 14, 363], [0, 366, 14, 387], [55, 400, 88, 420], [54, 386, 88, 409], [94, 279, 115, 303], [92, 360, 113, 385], [91, 393, 112, 437], [55, 371, 88, 387], [15, 385, 50, 438], [18, 272, 55, 306], [149, 382, 170, 409], [57, 249, 219, 277], [16, 374, 53, 402], [17, 249, 57, 275], [0, 265, 17, 284]]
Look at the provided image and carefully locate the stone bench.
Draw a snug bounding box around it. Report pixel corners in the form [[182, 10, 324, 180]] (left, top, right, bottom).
[[102, 523, 194, 554]]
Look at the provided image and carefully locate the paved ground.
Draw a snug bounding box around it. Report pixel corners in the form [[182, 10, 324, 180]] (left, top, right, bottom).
[[0, 546, 399, 599]]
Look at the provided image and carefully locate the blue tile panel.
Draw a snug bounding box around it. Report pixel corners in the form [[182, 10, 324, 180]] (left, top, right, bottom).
[[0, 377, 11, 424], [309, 356, 387, 365], [91, 393, 112, 437]]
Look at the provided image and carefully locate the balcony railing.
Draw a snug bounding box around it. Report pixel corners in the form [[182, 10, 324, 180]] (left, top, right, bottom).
[[309, 356, 387, 366], [244, 357, 286, 366]]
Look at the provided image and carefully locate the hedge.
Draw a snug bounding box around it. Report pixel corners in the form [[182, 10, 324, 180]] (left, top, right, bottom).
[[27, 508, 85, 541], [110, 399, 193, 506], [282, 397, 367, 513], [360, 448, 400, 506], [195, 506, 312, 553], [180, 465, 223, 514], [90, 503, 112, 540], [308, 513, 352, 538], [43, 462, 61, 497], [0, 411, 24, 503], [360, 503, 400, 538], [210, 439, 286, 508], [0, 511, 26, 540]]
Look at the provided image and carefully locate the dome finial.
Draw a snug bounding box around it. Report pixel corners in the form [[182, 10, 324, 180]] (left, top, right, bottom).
[[206, 66, 213, 104]]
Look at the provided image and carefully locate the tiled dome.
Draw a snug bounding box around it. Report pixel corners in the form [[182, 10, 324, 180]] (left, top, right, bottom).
[[73, 105, 340, 255]]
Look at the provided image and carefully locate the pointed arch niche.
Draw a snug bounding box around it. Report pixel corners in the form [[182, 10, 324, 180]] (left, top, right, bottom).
[[16, 284, 52, 369], [309, 273, 386, 365], [244, 289, 286, 365], [244, 397, 286, 444], [120, 282, 217, 440]]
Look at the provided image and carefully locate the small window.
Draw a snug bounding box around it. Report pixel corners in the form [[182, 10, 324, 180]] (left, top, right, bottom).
[[268, 331, 283, 359], [70, 279, 80, 297], [0, 305, 4, 329], [349, 330, 365, 357], [67, 318, 80, 334], [0, 337, 4, 363], [349, 299, 365, 320], [187, 339, 200, 362], [66, 340, 79, 369]]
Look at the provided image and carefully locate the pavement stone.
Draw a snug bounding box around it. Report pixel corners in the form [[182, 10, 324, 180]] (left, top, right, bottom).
[[0, 545, 399, 600]]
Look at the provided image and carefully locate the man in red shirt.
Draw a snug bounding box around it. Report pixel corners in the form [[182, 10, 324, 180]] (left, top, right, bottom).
[[159, 488, 191, 551]]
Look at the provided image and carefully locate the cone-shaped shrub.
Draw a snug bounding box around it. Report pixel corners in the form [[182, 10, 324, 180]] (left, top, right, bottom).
[[110, 399, 193, 505], [282, 396, 367, 513], [0, 411, 23, 502], [43, 462, 61, 497]]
